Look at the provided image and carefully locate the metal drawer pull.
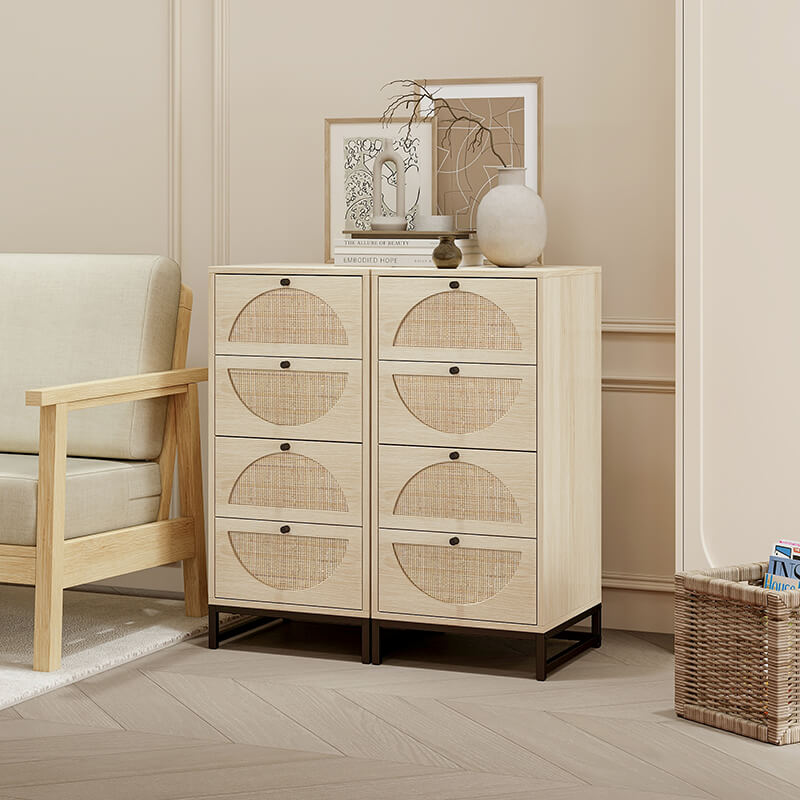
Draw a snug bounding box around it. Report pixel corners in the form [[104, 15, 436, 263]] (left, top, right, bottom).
[[449, 451, 459, 460], [280, 525, 291, 534], [280, 277, 290, 286], [280, 360, 291, 369], [280, 442, 291, 451], [449, 537, 460, 546], [449, 280, 459, 289], [449, 366, 460, 375]]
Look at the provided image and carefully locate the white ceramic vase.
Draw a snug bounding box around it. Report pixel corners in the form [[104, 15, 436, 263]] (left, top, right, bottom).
[[476, 167, 547, 267]]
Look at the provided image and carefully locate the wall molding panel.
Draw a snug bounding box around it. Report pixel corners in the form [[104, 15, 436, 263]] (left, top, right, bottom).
[[602, 571, 674, 592], [212, 0, 230, 266], [168, 0, 183, 264], [602, 376, 676, 394], [602, 318, 676, 335]]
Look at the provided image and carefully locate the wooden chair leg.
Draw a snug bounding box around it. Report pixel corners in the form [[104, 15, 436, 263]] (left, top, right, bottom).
[[34, 404, 67, 672], [175, 385, 208, 617]]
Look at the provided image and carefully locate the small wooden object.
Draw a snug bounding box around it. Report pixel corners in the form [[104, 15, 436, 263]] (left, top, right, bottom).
[[344, 229, 476, 268]]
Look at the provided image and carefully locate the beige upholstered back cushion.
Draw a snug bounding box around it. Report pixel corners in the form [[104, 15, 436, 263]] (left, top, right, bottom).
[[0, 254, 180, 460]]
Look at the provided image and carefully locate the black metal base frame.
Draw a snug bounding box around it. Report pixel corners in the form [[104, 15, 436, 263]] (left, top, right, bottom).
[[373, 604, 601, 681], [208, 605, 370, 664], [208, 603, 601, 680]]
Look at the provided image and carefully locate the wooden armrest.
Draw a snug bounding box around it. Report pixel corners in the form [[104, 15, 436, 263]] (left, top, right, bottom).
[[26, 367, 208, 408]]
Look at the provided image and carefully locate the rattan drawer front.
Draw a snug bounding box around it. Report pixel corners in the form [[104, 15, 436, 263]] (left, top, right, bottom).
[[215, 437, 362, 526], [378, 529, 536, 625], [378, 276, 536, 364], [216, 356, 362, 442], [379, 445, 535, 537], [215, 518, 363, 610], [215, 274, 362, 358], [379, 361, 536, 450]]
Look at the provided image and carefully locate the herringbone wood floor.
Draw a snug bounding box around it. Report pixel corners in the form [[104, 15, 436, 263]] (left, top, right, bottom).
[[0, 622, 798, 799]]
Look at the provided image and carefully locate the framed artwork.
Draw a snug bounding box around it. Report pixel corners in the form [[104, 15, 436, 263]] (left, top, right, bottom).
[[324, 117, 436, 262], [418, 78, 542, 231]]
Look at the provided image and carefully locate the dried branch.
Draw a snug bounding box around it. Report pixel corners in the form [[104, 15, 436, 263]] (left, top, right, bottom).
[[380, 79, 508, 168]]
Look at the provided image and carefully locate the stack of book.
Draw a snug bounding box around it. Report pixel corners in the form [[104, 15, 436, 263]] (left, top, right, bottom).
[[333, 236, 484, 267]]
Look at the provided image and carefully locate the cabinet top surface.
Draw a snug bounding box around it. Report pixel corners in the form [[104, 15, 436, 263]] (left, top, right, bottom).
[[209, 263, 601, 278]]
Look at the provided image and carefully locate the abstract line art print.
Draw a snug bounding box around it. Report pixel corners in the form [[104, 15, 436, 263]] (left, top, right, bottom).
[[418, 78, 542, 231], [435, 96, 525, 230]]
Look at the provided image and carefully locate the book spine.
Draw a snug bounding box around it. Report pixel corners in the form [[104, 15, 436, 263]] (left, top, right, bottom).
[[335, 238, 477, 248], [334, 254, 485, 267], [334, 247, 481, 257]]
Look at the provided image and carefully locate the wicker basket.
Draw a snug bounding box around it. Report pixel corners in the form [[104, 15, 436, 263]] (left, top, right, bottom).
[[675, 562, 800, 744]]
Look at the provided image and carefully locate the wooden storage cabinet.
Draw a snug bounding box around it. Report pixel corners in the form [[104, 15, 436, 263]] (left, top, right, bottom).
[[209, 269, 370, 657], [209, 264, 601, 680]]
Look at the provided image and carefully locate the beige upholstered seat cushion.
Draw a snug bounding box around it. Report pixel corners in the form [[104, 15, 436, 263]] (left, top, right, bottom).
[[0, 453, 162, 546], [0, 254, 181, 460]]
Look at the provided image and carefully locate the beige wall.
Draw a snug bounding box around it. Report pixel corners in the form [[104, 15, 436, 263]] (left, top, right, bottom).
[[0, 0, 676, 631]]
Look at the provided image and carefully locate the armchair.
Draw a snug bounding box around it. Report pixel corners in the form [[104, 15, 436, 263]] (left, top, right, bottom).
[[0, 254, 208, 671]]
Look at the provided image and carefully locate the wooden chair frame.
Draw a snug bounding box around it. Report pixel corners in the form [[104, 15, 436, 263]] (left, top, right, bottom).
[[0, 285, 208, 671]]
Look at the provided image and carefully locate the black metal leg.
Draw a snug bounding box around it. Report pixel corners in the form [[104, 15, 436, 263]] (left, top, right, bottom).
[[361, 619, 371, 664], [591, 604, 602, 647], [535, 633, 547, 681], [371, 620, 381, 665], [208, 606, 220, 649]]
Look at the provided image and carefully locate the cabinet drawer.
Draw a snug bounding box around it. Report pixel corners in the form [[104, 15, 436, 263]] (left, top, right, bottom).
[[215, 437, 362, 526], [379, 445, 535, 537], [378, 361, 536, 450], [215, 274, 363, 358], [378, 276, 536, 364], [215, 518, 362, 610], [216, 356, 362, 442], [378, 529, 536, 625]]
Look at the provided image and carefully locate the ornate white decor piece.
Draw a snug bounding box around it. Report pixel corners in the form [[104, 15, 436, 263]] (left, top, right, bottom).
[[371, 138, 407, 231]]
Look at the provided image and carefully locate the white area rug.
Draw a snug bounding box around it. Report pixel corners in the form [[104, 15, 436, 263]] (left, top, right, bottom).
[[0, 585, 207, 710]]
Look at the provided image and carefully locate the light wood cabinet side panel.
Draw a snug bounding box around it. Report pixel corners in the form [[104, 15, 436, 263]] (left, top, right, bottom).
[[536, 272, 602, 628]]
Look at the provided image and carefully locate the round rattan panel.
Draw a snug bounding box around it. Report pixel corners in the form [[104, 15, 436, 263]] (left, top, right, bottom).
[[392, 542, 522, 605], [228, 531, 347, 591], [393, 291, 522, 351], [393, 461, 522, 523], [229, 452, 348, 512], [229, 288, 348, 345], [392, 374, 522, 434], [228, 368, 348, 426]]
